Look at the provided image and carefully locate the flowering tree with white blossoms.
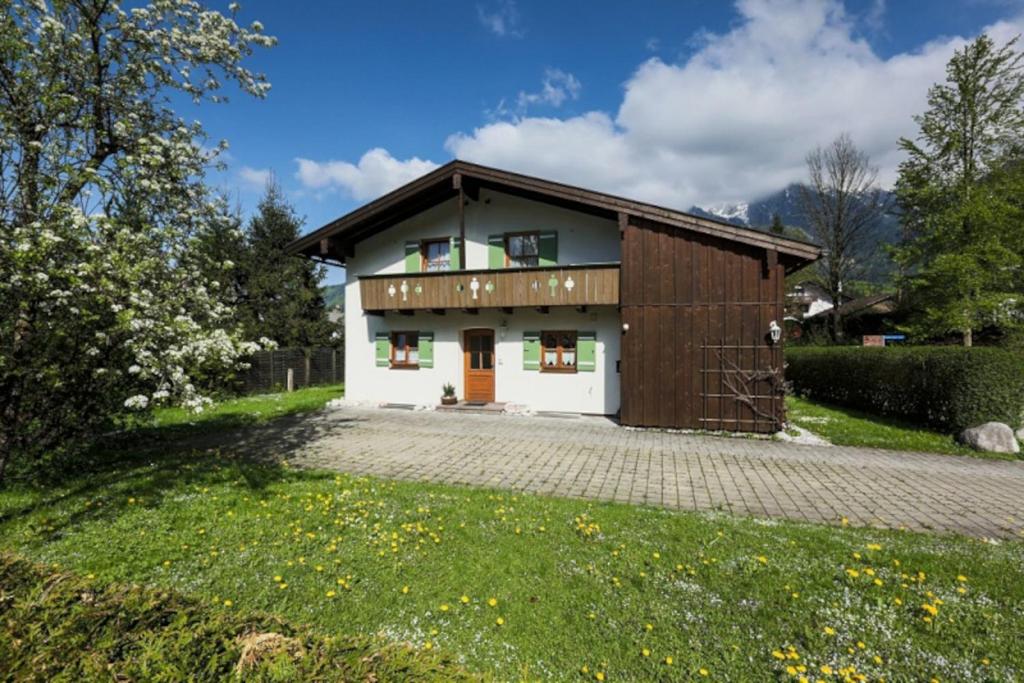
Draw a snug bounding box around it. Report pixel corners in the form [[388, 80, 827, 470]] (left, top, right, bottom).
[[0, 0, 276, 483]]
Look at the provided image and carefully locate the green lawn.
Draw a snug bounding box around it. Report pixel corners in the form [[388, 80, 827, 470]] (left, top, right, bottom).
[[142, 383, 345, 436], [785, 395, 1010, 458], [1, 387, 1022, 681]]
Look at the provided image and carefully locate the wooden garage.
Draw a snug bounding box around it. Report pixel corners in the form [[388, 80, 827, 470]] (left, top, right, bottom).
[[619, 215, 815, 434]]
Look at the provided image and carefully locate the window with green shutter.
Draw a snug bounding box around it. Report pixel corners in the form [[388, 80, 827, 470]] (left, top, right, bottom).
[[488, 234, 505, 269], [577, 331, 596, 372], [538, 230, 558, 265], [374, 332, 390, 367], [419, 331, 434, 368], [523, 331, 540, 370], [404, 241, 421, 273]]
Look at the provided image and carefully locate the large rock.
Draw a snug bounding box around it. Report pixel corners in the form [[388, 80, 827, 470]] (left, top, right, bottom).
[[958, 422, 1021, 454]]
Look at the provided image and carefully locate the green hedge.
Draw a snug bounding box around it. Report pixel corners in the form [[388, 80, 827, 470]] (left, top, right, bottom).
[[785, 346, 1024, 433], [0, 553, 478, 682]]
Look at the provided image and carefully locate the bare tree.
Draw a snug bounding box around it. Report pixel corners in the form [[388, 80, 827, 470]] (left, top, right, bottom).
[[799, 133, 889, 341]]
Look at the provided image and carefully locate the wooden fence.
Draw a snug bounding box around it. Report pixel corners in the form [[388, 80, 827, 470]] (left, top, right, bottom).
[[237, 347, 344, 394]]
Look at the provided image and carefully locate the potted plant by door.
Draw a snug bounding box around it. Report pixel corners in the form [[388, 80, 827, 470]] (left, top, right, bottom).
[[441, 383, 458, 406]]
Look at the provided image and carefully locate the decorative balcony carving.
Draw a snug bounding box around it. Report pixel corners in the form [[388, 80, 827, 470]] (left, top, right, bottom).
[[360, 263, 620, 312]]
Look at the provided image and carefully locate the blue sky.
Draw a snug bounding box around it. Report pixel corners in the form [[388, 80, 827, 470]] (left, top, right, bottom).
[[191, 0, 1024, 284]]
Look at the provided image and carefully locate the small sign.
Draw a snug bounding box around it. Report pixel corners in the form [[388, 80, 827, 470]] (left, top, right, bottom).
[[862, 335, 885, 347]]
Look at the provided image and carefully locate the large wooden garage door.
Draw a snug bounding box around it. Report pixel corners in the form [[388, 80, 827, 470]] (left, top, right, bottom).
[[619, 218, 786, 433]]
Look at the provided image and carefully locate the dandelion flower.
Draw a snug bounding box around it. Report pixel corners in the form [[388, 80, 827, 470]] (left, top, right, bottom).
[[641, 648, 650, 657], [699, 667, 708, 676], [402, 585, 410, 594], [823, 626, 836, 636], [460, 595, 470, 604], [664, 656, 673, 665], [326, 590, 336, 598], [496, 617, 505, 626], [223, 599, 233, 607], [439, 604, 449, 612], [488, 597, 498, 607]]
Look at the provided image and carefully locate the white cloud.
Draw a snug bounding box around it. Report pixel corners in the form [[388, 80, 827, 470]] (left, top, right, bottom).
[[517, 68, 581, 110], [238, 165, 271, 190], [449, 0, 1024, 209], [297, 0, 1024, 212], [490, 69, 583, 119], [477, 0, 522, 38], [294, 148, 439, 201]]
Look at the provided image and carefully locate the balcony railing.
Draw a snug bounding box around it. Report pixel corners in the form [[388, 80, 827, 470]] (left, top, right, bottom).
[[359, 263, 620, 312]]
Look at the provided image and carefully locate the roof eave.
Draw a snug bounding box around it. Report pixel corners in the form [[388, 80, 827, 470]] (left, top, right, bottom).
[[287, 159, 821, 263]]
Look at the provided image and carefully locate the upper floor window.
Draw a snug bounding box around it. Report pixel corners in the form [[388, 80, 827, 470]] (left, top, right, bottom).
[[506, 232, 540, 268], [391, 331, 419, 368], [541, 331, 577, 372], [422, 239, 451, 272]]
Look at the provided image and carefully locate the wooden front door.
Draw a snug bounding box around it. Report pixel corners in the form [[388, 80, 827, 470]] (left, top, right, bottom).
[[463, 329, 495, 403]]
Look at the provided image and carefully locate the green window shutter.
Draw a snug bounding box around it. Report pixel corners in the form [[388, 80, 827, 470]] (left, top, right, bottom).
[[450, 236, 461, 270], [577, 331, 596, 372], [538, 231, 558, 266], [523, 331, 540, 371], [404, 241, 421, 273], [488, 234, 506, 269], [419, 331, 434, 368], [375, 332, 390, 367]]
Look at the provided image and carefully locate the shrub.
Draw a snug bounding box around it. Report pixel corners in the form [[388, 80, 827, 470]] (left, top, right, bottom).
[[785, 346, 1024, 433], [0, 554, 478, 682]]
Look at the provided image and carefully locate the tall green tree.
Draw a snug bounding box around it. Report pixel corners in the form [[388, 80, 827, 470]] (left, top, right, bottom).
[[0, 0, 274, 483], [239, 181, 334, 348], [894, 34, 1024, 345]]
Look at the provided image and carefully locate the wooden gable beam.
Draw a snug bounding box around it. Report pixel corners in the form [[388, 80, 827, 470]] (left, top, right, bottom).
[[455, 173, 466, 270], [763, 248, 778, 278]]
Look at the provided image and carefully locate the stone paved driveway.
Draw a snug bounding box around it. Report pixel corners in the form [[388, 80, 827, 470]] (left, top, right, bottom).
[[223, 405, 1024, 539]]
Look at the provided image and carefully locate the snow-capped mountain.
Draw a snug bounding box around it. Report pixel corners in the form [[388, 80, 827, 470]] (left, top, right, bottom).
[[689, 185, 901, 283], [698, 201, 749, 225]]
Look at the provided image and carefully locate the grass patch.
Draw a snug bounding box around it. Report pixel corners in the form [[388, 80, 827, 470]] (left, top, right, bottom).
[[0, 553, 475, 682], [139, 384, 345, 438], [785, 396, 1008, 458], [1, 450, 1022, 681]]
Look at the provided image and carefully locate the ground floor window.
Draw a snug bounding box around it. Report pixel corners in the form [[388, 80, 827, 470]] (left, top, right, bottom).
[[391, 331, 419, 368], [541, 331, 577, 372]]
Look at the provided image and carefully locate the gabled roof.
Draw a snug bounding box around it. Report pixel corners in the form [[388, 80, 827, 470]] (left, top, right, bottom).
[[288, 159, 820, 265]]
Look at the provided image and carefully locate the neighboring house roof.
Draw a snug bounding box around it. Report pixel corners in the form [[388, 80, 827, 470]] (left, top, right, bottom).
[[288, 160, 820, 268], [806, 292, 897, 319]]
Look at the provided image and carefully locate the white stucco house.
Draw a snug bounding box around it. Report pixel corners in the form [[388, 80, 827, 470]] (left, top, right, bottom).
[[290, 161, 817, 431]]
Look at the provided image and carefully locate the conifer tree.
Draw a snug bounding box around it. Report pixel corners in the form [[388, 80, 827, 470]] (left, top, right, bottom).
[[239, 181, 334, 348], [895, 35, 1024, 345]]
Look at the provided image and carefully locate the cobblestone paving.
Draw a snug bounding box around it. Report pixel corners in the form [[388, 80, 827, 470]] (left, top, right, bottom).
[[223, 405, 1024, 539]]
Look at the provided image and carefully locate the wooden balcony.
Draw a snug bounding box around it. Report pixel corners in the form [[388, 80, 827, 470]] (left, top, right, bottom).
[[360, 263, 620, 312]]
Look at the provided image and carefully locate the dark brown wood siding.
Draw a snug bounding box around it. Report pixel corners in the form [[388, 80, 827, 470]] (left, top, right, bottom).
[[620, 217, 786, 433]]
